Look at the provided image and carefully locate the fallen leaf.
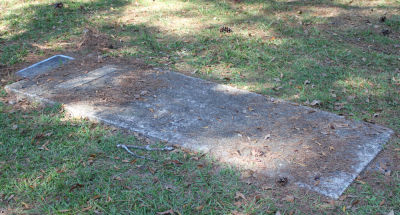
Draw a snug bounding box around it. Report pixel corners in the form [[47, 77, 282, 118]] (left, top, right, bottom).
[[195, 205, 204, 211], [262, 186, 272, 190], [387, 210, 394, 215], [157, 209, 175, 215], [356, 179, 366, 184], [82, 206, 92, 212], [283, 195, 295, 203], [170, 160, 183, 165], [92, 195, 101, 200], [39, 140, 50, 151], [69, 183, 84, 192], [113, 176, 123, 181], [148, 167, 156, 174], [339, 195, 348, 201], [327, 199, 336, 206], [21, 202, 31, 210], [165, 184, 176, 191], [235, 192, 246, 200], [310, 100, 321, 106], [379, 199, 385, 206], [234, 201, 243, 207], [351, 199, 360, 206]]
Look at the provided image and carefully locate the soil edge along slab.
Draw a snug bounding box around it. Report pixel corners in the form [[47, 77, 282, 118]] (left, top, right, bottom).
[[5, 56, 393, 199]]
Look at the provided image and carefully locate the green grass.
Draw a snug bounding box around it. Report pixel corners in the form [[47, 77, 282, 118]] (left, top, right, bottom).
[[0, 104, 262, 214], [0, 0, 399, 213]]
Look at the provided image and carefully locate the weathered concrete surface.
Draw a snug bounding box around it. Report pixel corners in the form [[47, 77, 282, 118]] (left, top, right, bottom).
[[5, 60, 393, 199], [16, 55, 74, 79]]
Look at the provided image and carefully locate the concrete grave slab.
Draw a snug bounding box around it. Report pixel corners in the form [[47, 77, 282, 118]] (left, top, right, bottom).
[[5, 57, 393, 199], [16, 55, 74, 79]]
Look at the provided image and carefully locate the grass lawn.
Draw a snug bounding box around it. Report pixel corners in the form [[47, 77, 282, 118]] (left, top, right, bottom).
[[0, 0, 399, 214]]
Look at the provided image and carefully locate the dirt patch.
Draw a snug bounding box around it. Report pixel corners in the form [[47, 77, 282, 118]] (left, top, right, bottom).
[[77, 27, 119, 52]]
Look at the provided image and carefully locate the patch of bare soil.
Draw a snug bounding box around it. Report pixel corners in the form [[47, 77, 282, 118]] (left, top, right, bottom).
[[77, 27, 119, 52]]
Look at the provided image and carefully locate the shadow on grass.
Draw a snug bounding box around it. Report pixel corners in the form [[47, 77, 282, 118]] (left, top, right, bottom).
[[0, 104, 283, 214], [0, 0, 130, 65]]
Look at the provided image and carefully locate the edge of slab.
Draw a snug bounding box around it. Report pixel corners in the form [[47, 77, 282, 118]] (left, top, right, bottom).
[[16, 55, 74, 78]]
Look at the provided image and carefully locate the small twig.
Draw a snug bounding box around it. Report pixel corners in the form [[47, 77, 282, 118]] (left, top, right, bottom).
[[117, 144, 157, 162], [122, 144, 174, 151]]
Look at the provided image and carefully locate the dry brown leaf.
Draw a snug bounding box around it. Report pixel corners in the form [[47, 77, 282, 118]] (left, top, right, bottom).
[[351, 199, 360, 206], [148, 167, 156, 174], [69, 183, 84, 192], [234, 201, 243, 207], [21, 202, 31, 210], [310, 100, 321, 106], [195, 205, 204, 211], [113, 176, 123, 181], [82, 206, 92, 212], [165, 184, 176, 191], [283, 195, 295, 203], [379, 199, 385, 206], [235, 192, 246, 200], [262, 185, 272, 190], [92, 195, 101, 200], [157, 209, 175, 215], [339, 195, 347, 201], [170, 160, 183, 165]]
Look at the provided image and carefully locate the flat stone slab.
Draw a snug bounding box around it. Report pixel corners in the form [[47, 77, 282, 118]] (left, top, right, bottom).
[[16, 55, 74, 79], [5, 58, 393, 199]]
